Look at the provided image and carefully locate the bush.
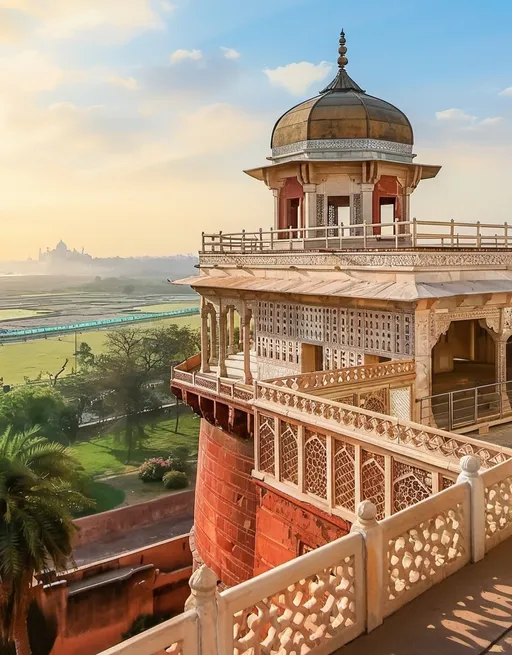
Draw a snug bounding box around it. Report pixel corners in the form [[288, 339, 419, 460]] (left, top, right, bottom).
[[168, 446, 191, 474], [138, 457, 173, 483], [162, 470, 189, 490]]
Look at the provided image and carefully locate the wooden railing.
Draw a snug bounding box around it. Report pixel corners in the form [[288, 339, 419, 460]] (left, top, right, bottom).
[[267, 359, 415, 392], [99, 456, 512, 655], [201, 219, 512, 253]]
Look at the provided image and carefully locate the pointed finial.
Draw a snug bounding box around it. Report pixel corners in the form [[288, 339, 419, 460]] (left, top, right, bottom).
[[338, 29, 348, 69]]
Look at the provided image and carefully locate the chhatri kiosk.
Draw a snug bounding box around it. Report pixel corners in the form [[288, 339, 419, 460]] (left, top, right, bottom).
[[171, 32, 512, 588]]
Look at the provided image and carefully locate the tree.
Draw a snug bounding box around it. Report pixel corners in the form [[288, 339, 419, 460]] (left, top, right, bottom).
[[0, 388, 79, 445], [91, 325, 199, 461], [0, 427, 90, 654], [75, 343, 95, 371]]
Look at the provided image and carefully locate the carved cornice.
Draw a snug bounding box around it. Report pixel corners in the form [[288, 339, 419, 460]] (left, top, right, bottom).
[[200, 251, 512, 269]]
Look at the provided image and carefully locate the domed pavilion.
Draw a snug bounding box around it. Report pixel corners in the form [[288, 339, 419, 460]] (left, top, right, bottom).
[[246, 31, 440, 232]]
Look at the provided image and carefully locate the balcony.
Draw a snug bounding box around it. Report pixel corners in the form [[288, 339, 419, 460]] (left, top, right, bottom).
[[201, 219, 512, 254]]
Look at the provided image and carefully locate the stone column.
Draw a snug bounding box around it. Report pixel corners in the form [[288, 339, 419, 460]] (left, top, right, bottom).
[[360, 183, 374, 225], [414, 309, 433, 424], [218, 307, 228, 378], [272, 188, 280, 230], [209, 307, 218, 365], [200, 298, 210, 373], [228, 307, 235, 354], [490, 331, 510, 413], [187, 565, 219, 655], [242, 306, 253, 385], [303, 183, 317, 235], [350, 501, 383, 632]]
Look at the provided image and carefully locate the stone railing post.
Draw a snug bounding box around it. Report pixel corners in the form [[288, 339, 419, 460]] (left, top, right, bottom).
[[350, 500, 384, 632], [457, 455, 485, 563], [187, 565, 219, 655]]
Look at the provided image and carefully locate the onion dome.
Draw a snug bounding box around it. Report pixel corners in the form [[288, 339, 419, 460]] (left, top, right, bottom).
[[270, 31, 414, 163]]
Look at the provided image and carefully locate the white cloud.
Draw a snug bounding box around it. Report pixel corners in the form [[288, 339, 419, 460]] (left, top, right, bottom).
[[435, 108, 475, 122], [220, 47, 240, 60], [263, 61, 332, 95], [8, 0, 163, 41], [499, 87, 512, 97], [160, 1, 176, 12], [478, 116, 503, 126], [109, 74, 139, 90], [0, 50, 63, 96], [172, 103, 264, 156], [436, 108, 503, 130], [170, 49, 203, 64]]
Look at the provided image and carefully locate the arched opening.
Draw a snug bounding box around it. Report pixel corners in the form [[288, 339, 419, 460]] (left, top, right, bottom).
[[430, 319, 497, 430], [432, 320, 495, 394]]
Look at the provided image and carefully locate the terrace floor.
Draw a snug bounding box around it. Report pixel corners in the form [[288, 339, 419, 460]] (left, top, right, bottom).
[[338, 537, 512, 654]]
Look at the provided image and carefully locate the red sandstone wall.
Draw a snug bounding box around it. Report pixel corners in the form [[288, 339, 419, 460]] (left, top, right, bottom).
[[254, 483, 351, 576], [40, 535, 193, 655], [194, 420, 257, 587], [73, 490, 195, 548]]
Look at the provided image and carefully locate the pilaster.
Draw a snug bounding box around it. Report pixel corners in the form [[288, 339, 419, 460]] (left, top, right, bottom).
[[360, 183, 374, 225]]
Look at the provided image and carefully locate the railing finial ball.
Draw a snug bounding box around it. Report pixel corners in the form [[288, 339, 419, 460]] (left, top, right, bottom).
[[356, 500, 377, 521], [459, 454, 481, 475]]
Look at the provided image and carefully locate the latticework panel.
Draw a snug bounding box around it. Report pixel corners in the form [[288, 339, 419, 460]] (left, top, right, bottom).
[[334, 441, 356, 511], [255, 300, 414, 358], [386, 502, 467, 609], [484, 474, 512, 546], [361, 451, 386, 519], [304, 431, 327, 499], [390, 386, 412, 420], [259, 415, 275, 475], [232, 557, 357, 654], [442, 477, 455, 490], [280, 422, 299, 485], [359, 388, 388, 414], [392, 461, 432, 513]]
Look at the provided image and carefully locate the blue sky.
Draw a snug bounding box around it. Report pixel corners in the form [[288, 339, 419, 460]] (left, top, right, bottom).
[[2, 0, 512, 258]]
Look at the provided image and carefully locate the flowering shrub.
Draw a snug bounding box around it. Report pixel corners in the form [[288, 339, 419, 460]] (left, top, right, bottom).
[[162, 470, 189, 490], [138, 457, 173, 483]]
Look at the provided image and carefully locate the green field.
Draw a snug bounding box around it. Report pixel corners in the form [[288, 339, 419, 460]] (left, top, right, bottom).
[[138, 302, 198, 313], [71, 411, 200, 478], [0, 313, 200, 385], [0, 309, 45, 321]]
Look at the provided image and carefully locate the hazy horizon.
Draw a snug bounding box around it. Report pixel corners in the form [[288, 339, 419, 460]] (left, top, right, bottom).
[[2, 0, 512, 260]]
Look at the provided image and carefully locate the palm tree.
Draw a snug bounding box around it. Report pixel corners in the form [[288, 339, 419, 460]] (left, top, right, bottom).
[[0, 426, 91, 655]]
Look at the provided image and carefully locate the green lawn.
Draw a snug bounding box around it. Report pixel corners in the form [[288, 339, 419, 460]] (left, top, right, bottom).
[[71, 410, 200, 478], [0, 314, 200, 385], [83, 480, 126, 514]]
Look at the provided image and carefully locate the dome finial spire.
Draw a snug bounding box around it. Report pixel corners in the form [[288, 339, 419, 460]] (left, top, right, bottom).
[[320, 29, 365, 94], [338, 29, 348, 69]]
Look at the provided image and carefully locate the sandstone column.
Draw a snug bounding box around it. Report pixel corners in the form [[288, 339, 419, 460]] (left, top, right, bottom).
[[242, 306, 253, 385], [218, 307, 228, 378], [360, 183, 374, 225], [200, 298, 210, 373], [228, 306, 235, 354], [209, 307, 218, 365], [303, 183, 317, 236], [414, 308, 433, 424]]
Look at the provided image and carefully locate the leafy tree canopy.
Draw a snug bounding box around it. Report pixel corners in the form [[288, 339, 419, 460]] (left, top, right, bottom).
[[0, 387, 79, 446]]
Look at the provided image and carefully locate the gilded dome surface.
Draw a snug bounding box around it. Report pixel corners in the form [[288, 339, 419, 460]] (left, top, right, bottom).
[[271, 32, 413, 151]]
